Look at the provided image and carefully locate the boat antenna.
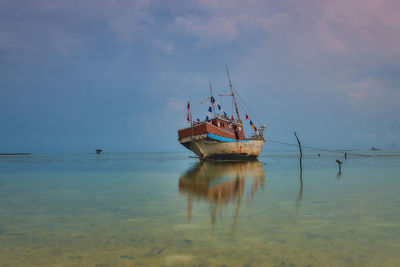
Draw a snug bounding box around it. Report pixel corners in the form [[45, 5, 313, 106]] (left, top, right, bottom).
[[226, 65, 241, 123], [209, 81, 216, 118]]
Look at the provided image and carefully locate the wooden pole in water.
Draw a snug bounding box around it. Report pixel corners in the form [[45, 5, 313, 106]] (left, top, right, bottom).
[[336, 159, 343, 173], [294, 131, 303, 171], [294, 131, 303, 202]]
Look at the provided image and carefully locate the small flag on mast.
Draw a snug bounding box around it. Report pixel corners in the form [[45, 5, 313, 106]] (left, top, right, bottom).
[[246, 114, 264, 140], [187, 102, 191, 124], [206, 106, 212, 121]]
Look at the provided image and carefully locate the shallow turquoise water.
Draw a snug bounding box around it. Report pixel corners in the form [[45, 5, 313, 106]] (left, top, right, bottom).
[[0, 151, 399, 266]]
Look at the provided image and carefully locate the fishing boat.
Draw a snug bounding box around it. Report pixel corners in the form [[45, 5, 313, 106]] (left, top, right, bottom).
[[177, 68, 265, 160]]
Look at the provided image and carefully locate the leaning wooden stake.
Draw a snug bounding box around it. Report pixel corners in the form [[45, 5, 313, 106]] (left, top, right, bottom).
[[294, 131, 303, 202], [294, 131, 303, 171], [336, 159, 343, 174]]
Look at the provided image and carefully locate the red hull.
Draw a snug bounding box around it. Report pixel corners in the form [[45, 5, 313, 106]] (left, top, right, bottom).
[[178, 117, 246, 141]]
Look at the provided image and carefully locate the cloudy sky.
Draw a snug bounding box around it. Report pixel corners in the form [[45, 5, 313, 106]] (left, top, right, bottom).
[[1, 0, 399, 153]]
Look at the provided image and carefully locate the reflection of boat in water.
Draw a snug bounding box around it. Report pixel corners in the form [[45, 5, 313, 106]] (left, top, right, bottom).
[[179, 161, 265, 227]]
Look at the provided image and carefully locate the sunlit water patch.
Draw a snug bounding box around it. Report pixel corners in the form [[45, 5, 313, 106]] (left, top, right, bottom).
[[0, 151, 399, 266]]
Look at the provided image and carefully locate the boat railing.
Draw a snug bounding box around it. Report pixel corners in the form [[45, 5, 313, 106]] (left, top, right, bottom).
[[249, 133, 263, 140]]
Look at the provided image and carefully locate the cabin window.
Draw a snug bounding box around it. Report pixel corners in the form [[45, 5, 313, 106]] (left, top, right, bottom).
[[217, 122, 220, 127], [238, 127, 242, 131]]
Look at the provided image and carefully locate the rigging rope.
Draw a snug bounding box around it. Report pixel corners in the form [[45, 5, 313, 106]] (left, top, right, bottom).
[[265, 139, 371, 157], [233, 86, 263, 126], [229, 85, 371, 157], [196, 81, 378, 158]]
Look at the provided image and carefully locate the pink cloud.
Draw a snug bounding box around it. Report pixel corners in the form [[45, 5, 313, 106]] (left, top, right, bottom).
[[292, 0, 400, 57], [170, 15, 241, 45], [168, 0, 400, 59], [169, 12, 291, 46], [349, 92, 365, 101]]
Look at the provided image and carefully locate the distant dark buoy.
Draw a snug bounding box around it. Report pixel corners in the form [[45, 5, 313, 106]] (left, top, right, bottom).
[[96, 149, 102, 154]]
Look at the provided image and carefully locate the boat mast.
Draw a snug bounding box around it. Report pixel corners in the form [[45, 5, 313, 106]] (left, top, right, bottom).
[[209, 81, 216, 118], [226, 66, 241, 123]]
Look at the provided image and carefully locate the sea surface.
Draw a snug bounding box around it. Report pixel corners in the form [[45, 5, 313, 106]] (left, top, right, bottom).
[[0, 151, 399, 266]]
